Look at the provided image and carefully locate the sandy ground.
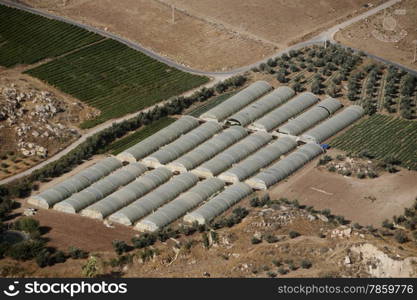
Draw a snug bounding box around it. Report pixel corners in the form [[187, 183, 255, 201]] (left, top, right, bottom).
[[270, 152, 417, 227], [16, 0, 382, 71], [30, 209, 135, 252], [335, 0, 417, 71]]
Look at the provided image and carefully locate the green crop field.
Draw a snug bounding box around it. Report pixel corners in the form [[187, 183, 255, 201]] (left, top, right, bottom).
[[331, 114, 417, 170], [104, 117, 176, 155], [0, 5, 104, 67], [26, 39, 208, 128], [188, 90, 239, 117]]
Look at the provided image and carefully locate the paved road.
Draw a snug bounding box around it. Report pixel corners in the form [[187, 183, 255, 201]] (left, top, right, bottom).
[[0, 0, 405, 185]]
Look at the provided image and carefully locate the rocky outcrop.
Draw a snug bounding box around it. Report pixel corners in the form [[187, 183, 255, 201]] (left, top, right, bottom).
[[0, 85, 80, 158], [351, 243, 417, 277]]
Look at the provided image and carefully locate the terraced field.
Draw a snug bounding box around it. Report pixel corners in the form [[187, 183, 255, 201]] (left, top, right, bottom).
[[104, 117, 175, 155], [0, 5, 104, 67], [331, 114, 417, 170]]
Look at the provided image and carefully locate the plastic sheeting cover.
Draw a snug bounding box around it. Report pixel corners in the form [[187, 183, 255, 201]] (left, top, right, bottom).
[[219, 136, 297, 182], [192, 132, 273, 177], [226, 86, 295, 126], [54, 163, 147, 213], [135, 178, 225, 231], [183, 182, 253, 224], [109, 172, 199, 225], [81, 167, 173, 219], [28, 157, 122, 208], [167, 126, 248, 172], [200, 81, 272, 121], [143, 121, 222, 165], [117, 116, 200, 161], [278, 97, 342, 136], [246, 143, 324, 189], [250, 92, 319, 132], [300, 105, 364, 143]]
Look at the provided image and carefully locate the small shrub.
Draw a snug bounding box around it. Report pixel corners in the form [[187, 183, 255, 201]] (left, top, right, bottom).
[[251, 237, 262, 245], [357, 172, 366, 179], [52, 251, 67, 264], [112, 240, 130, 255], [328, 166, 336, 172], [289, 231, 301, 239], [35, 249, 50, 268], [7, 240, 45, 261], [202, 233, 210, 249], [288, 262, 298, 271], [68, 246, 88, 259], [138, 248, 157, 262], [131, 233, 156, 249], [336, 155, 345, 161], [267, 271, 277, 278], [318, 155, 332, 165], [394, 231, 408, 244], [272, 259, 282, 267], [13, 217, 40, 234], [301, 260, 312, 269], [340, 170, 352, 176], [382, 219, 394, 230], [277, 267, 288, 275], [264, 234, 279, 244]]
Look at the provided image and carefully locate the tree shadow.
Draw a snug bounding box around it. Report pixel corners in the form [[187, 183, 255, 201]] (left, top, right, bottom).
[[39, 226, 51, 235]]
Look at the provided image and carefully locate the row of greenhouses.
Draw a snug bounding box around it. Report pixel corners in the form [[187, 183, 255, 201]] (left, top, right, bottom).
[[28, 84, 366, 232]]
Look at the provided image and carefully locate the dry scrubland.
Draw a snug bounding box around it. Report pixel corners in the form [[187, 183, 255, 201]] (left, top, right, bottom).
[[17, 0, 383, 71], [3, 194, 417, 277], [335, 0, 417, 70]]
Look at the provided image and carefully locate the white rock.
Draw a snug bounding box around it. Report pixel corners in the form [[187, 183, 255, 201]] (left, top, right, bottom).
[[344, 256, 351, 265]]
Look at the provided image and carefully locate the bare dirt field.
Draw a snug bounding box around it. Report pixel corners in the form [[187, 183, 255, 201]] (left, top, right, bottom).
[[30, 209, 135, 252], [335, 0, 417, 71], [17, 0, 383, 71], [16, 0, 276, 72], [270, 152, 417, 227]]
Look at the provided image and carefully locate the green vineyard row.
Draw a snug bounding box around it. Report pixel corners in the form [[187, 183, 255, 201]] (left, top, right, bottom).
[[331, 114, 417, 170], [0, 4, 104, 67]]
